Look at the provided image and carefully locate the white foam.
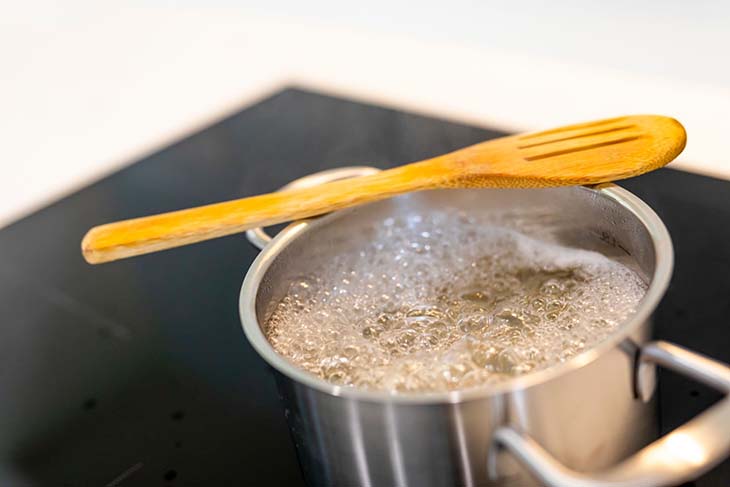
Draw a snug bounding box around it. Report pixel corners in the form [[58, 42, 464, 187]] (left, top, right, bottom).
[[265, 211, 647, 394]]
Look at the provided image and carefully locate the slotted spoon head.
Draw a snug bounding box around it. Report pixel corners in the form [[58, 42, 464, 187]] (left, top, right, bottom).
[[445, 115, 686, 188]]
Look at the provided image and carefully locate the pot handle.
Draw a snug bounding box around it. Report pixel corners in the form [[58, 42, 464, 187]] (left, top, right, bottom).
[[489, 340, 730, 487], [245, 166, 382, 250]]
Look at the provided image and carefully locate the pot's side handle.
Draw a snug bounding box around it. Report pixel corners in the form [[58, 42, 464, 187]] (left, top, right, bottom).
[[489, 341, 730, 487], [245, 166, 382, 250]]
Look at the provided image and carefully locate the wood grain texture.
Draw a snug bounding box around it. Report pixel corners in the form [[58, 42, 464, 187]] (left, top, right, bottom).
[[82, 114, 686, 263]]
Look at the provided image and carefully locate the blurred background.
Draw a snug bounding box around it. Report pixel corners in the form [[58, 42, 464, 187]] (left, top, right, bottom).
[[3, 0, 730, 228], [3, 2, 730, 486]]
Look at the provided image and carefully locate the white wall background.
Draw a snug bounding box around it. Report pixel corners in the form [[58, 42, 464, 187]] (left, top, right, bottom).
[[3, 1, 729, 227]]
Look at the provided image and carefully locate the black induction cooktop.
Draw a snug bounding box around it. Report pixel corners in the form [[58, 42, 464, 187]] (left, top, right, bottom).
[[1, 88, 729, 486]]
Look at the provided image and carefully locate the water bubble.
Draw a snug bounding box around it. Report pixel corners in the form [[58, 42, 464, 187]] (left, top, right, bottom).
[[406, 305, 444, 319], [540, 279, 563, 295], [419, 333, 440, 347], [442, 363, 469, 383], [396, 329, 419, 349], [458, 314, 490, 333], [494, 309, 524, 328], [495, 349, 521, 374], [546, 300, 565, 313], [545, 311, 560, 321], [343, 345, 360, 359], [264, 211, 647, 394], [377, 312, 400, 330], [461, 290, 491, 304], [427, 320, 449, 337], [472, 346, 497, 368], [362, 325, 383, 339]]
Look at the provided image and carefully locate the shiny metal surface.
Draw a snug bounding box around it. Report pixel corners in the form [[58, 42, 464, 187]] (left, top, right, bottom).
[[491, 341, 730, 486], [239, 167, 730, 486], [245, 166, 381, 250]]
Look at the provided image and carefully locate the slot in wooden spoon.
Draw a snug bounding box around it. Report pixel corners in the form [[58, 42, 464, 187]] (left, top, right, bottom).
[[82, 114, 685, 264]]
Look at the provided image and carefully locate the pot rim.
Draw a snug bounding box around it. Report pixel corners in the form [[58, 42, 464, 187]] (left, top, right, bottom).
[[239, 184, 674, 405]]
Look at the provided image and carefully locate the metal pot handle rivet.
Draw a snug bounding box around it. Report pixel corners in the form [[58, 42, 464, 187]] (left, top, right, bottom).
[[245, 166, 382, 250], [488, 340, 730, 487]]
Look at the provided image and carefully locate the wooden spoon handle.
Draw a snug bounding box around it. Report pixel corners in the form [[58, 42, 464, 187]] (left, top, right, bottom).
[[82, 163, 436, 263], [82, 114, 686, 264]]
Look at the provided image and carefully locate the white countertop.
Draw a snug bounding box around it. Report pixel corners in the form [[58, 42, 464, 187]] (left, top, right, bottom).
[[3, 2, 730, 228]]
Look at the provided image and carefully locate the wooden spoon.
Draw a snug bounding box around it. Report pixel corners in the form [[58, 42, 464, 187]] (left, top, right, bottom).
[[82, 114, 685, 264]]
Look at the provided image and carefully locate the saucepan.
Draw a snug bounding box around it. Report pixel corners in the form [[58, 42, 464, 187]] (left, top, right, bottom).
[[240, 166, 730, 487]]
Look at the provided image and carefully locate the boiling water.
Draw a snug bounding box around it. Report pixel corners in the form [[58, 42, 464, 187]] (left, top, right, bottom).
[[265, 211, 648, 394]]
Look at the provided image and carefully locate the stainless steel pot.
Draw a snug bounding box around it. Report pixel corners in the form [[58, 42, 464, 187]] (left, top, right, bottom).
[[239, 167, 730, 487]]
